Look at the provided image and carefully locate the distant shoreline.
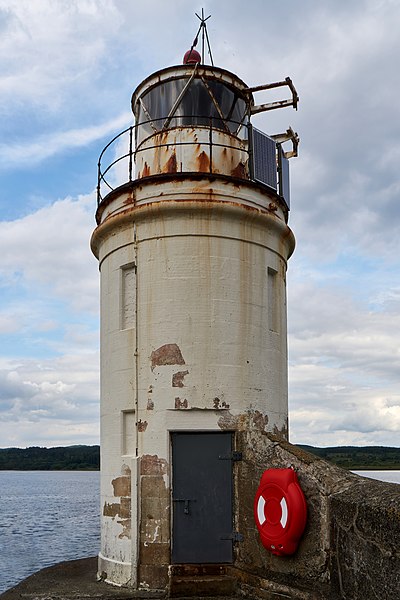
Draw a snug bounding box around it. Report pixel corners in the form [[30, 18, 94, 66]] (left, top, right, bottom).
[[0, 445, 100, 471], [1, 444, 399, 471], [297, 444, 400, 470]]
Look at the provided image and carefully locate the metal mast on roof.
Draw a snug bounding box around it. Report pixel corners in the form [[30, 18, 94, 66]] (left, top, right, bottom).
[[188, 8, 214, 65]]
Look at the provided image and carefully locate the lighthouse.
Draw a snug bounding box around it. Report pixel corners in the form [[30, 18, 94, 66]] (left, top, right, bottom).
[[91, 22, 298, 594]]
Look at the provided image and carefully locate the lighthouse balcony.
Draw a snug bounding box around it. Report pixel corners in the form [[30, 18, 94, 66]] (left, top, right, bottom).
[[96, 118, 292, 223]]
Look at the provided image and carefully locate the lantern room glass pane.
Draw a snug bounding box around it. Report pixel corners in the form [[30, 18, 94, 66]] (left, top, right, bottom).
[[206, 80, 246, 133], [179, 79, 213, 126], [143, 79, 186, 126], [136, 76, 248, 146]]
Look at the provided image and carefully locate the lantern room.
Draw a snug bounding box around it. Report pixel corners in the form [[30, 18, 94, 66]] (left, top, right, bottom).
[[96, 54, 299, 226]]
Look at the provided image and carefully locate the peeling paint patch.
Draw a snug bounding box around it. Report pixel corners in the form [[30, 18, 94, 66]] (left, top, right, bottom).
[[102, 509, 130, 539], [151, 343, 185, 371], [217, 410, 240, 430], [141, 454, 168, 476], [147, 398, 154, 410], [172, 370, 189, 387], [138, 419, 148, 432], [213, 397, 230, 409], [217, 410, 267, 431], [175, 397, 188, 409], [103, 502, 120, 517], [112, 471, 131, 497], [118, 518, 131, 539], [120, 496, 131, 518], [252, 410, 269, 431], [105, 465, 132, 539], [139, 463, 170, 573]]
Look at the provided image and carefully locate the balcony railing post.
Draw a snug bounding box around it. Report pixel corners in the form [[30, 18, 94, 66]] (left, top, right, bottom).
[[209, 117, 213, 174], [97, 160, 101, 206], [129, 126, 133, 182]]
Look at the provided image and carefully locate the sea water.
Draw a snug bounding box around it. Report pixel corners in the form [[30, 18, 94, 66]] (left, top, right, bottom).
[[352, 470, 400, 485], [0, 471, 100, 593]]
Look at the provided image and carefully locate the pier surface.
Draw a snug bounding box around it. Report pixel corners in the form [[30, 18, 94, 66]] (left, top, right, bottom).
[[0, 557, 239, 600]]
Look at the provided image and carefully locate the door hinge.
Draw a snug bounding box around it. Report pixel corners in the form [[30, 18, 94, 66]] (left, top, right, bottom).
[[218, 451, 243, 462], [221, 531, 244, 542]]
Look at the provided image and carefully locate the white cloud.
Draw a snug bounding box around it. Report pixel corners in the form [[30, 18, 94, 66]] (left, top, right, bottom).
[[288, 276, 400, 446], [0, 0, 123, 112], [0, 112, 131, 168], [0, 192, 100, 447], [290, 387, 400, 447], [0, 193, 99, 313], [0, 351, 99, 447]]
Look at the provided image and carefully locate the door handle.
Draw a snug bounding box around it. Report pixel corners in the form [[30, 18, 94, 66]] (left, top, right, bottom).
[[173, 498, 196, 515]]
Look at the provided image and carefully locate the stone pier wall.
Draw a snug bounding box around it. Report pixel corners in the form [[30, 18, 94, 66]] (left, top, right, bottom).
[[233, 433, 400, 599]]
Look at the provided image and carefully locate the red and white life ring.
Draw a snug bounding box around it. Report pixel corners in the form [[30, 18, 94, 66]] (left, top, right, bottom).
[[254, 468, 307, 556]]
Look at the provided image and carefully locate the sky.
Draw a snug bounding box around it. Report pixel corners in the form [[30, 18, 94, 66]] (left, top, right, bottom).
[[0, 0, 399, 448]]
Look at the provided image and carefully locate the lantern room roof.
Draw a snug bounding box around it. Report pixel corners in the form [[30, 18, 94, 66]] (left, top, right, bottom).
[[131, 63, 252, 112]]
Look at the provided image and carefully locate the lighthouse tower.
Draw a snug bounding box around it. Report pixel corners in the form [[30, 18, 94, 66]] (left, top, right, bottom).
[[91, 28, 298, 593]]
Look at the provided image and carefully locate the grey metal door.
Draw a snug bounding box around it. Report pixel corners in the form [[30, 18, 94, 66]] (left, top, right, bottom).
[[171, 432, 233, 563]]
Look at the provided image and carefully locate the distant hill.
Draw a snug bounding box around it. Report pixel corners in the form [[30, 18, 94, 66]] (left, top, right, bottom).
[[296, 444, 400, 470], [0, 444, 399, 470], [0, 445, 100, 470]]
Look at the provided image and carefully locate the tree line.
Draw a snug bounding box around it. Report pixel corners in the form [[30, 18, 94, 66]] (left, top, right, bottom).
[[0, 444, 399, 470], [297, 445, 400, 469], [0, 445, 100, 470]]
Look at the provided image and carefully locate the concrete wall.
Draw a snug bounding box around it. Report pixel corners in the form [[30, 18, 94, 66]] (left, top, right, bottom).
[[234, 434, 400, 600]]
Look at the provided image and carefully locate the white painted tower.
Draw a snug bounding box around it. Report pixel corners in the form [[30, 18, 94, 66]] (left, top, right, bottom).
[[91, 30, 298, 592]]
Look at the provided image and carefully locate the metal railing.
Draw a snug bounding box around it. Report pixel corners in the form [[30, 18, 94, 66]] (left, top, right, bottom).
[[97, 125, 135, 204], [96, 117, 287, 206]]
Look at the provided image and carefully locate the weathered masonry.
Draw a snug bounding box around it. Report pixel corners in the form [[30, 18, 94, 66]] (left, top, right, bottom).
[[91, 39, 399, 600]]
